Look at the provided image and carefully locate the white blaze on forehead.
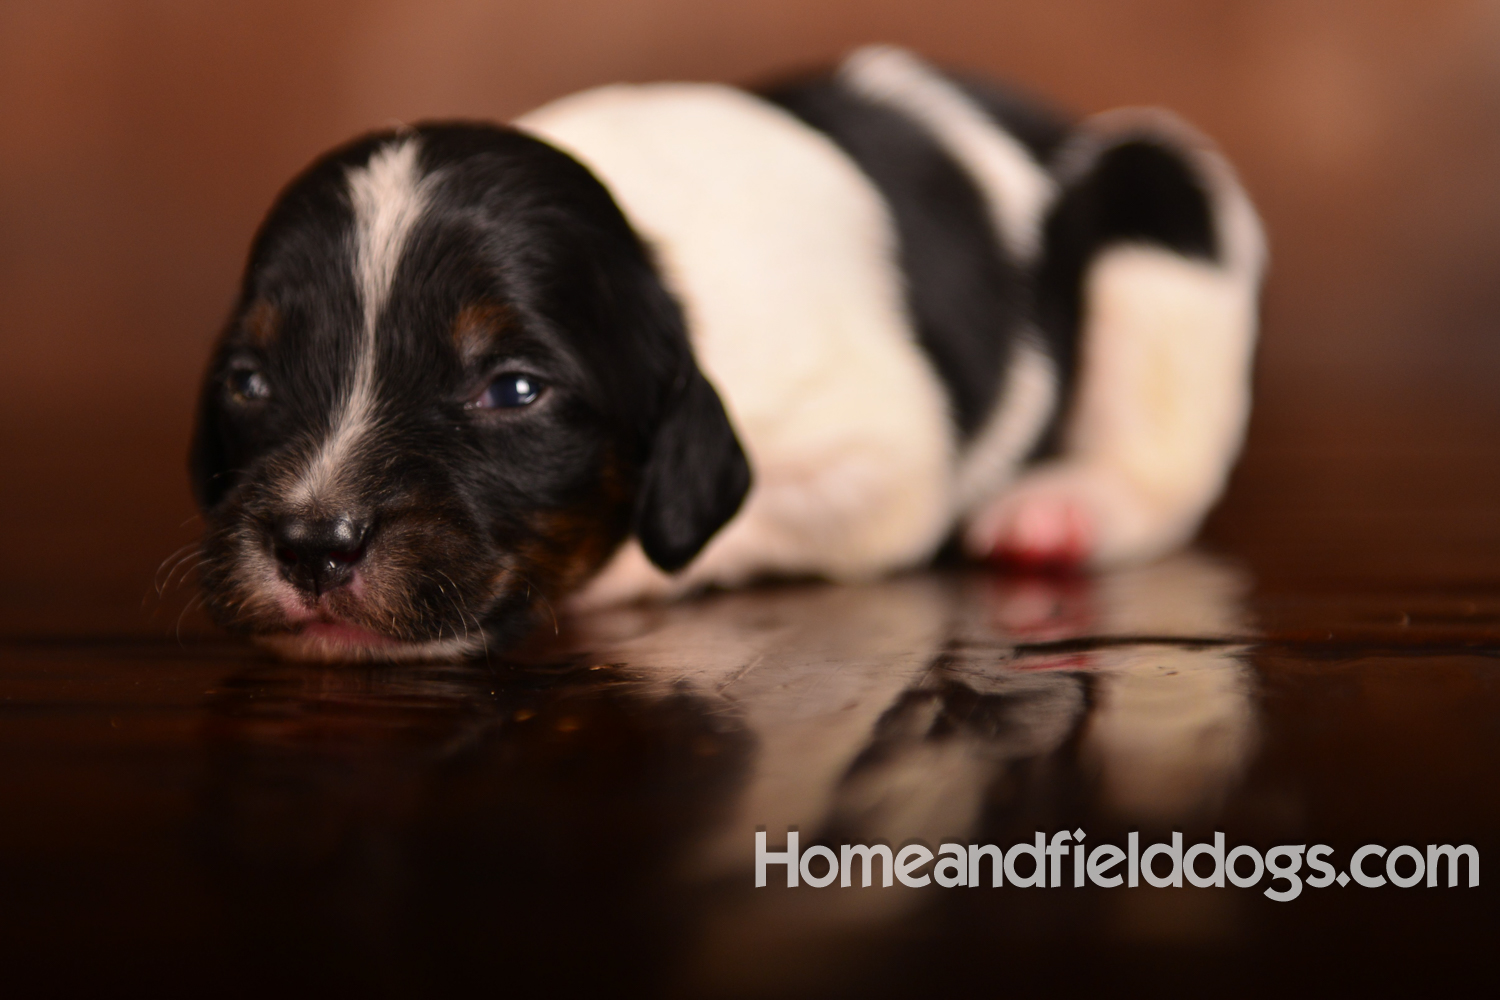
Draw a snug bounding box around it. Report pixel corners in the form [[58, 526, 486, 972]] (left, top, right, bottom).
[[841, 45, 1055, 261], [350, 138, 433, 325], [291, 137, 435, 506]]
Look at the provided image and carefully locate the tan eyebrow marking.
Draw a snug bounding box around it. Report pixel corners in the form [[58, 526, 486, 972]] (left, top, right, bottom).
[[242, 299, 280, 348], [451, 302, 514, 363]]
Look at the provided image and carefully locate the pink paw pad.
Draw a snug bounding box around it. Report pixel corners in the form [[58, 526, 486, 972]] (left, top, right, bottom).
[[986, 498, 1094, 571]]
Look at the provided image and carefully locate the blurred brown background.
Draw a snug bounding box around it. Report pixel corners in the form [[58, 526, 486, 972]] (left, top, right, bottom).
[[4, 0, 1500, 636]]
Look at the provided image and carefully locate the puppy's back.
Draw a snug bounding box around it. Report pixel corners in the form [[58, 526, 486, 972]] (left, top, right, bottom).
[[523, 82, 961, 602]]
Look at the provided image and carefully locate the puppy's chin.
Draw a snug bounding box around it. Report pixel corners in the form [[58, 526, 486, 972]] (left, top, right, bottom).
[[255, 624, 486, 664]]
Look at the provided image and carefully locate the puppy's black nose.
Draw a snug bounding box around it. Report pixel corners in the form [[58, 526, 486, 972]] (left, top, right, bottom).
[[271, 515, 371, 597]]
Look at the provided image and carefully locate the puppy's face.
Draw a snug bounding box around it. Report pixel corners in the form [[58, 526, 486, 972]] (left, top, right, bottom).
[[191, 125, 749, 661]]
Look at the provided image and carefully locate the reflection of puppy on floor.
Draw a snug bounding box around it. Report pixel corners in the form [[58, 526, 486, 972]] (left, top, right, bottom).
[[581, 553, 1257, 992], [190, 45, 1264, 661]]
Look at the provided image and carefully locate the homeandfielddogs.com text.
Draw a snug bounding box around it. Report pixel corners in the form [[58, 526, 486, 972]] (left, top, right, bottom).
[[754, 831, 1479, 901]]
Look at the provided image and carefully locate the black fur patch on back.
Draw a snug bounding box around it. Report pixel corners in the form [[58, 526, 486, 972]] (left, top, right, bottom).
[[763, 75, 1033, 439], [1031, 137, 1220, 456]]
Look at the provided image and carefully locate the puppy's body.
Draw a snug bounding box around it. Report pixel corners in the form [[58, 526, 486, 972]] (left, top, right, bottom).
[[525, 47, 1263, 607], [191, 47, 1264, 660]]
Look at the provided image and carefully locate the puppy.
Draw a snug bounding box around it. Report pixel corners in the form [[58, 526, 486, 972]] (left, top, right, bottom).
[[190, 46, 1264, 661]]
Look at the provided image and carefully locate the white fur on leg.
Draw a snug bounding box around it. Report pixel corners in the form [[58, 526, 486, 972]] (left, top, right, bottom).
[[967, 111, 1266, 566], [968, 248, 1259, 565]]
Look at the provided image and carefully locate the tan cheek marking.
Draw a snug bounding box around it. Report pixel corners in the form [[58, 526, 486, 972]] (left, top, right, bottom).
[[451, 301, 514, 365], [519, 511, 617, 596], [243, 298, 280, 348], [514, 454, 638, 598]]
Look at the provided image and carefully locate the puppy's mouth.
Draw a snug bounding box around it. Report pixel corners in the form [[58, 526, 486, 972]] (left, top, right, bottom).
[[260, 619, 420, 663], [293, 617, 402, 650], [295, 620, 393, 644], [272, 573, 393, 639], [257, 601, 486, 663]]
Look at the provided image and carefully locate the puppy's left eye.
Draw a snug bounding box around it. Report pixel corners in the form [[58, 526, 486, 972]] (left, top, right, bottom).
[[227, 367, 271, 405], [472, 373, 543, 410]]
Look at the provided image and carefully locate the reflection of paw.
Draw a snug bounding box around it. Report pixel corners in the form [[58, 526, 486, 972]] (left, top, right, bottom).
[[984, 575, 1095, 641], [969, 489, 1095, 570]]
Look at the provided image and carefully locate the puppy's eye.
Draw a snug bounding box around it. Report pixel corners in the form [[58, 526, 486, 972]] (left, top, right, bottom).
[[227, 368, 270, 405], [472, 373, 543, 410]]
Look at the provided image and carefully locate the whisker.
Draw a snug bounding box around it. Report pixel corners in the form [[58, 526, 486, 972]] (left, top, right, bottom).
[[428, 574, 470, 643], [435, 569, 489, 662], [515, 572, 559, 636], [154, 542, 200, 596], [163, 554, 206, 595]]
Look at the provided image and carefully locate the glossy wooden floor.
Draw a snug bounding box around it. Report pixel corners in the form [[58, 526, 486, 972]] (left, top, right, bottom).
[[3, 401, 1498, 995]]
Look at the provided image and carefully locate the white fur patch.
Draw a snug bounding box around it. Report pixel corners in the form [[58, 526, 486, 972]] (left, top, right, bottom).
[[522, 84, 958, 606], [291, 138, 435, 506], [840, 45, 1055, 260], [1072, 247, 1257, 504]]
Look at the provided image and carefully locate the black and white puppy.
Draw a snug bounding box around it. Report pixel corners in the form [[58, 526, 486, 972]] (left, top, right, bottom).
[[191, 46, 1264, 661]]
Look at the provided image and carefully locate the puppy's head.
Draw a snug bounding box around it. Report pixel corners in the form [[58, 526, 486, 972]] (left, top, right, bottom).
[[191, 124, 749, 661]]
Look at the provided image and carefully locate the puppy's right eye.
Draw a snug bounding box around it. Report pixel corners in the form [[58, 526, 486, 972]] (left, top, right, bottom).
[[471, 373, 543, 410], [227, 368, 271, 405]]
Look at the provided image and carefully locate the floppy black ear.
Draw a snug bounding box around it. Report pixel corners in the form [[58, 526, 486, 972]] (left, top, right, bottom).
[[632, 368, 751, 573]]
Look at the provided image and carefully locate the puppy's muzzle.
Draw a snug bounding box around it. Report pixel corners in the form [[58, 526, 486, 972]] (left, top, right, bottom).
[[270, 513, 372, 598]]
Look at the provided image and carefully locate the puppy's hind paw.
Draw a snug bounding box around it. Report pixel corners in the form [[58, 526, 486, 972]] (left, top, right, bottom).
[[966, 487, 1096, 572]]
